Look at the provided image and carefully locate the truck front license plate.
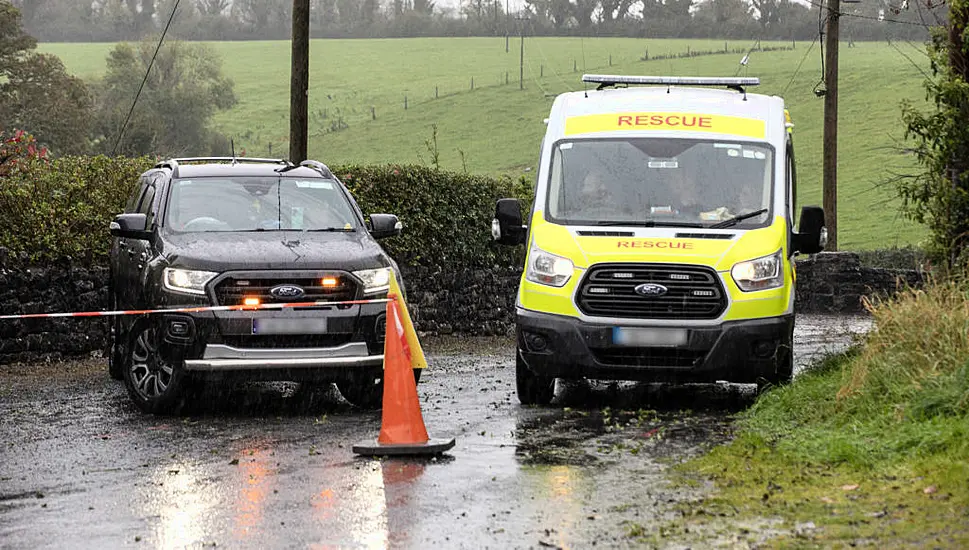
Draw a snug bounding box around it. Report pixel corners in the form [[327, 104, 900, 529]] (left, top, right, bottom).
[[613, 327, 688, 347], [253, 318, 327, 335]]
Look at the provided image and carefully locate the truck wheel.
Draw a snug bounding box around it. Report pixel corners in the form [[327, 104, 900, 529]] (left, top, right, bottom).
[[123, 323, 192, 414], [337, 368, 421, 410], [516, 351, 555, 405]]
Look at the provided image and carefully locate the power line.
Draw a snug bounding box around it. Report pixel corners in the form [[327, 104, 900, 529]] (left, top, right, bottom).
[[803, 0, 935, 28], [112, 0, 182, 156], [783, 34, 820, 95]]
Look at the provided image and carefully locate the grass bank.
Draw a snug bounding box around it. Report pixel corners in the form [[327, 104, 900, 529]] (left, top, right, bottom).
[[657, 282, 969, 547]]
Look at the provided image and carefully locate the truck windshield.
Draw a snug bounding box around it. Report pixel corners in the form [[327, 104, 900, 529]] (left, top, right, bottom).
[[165, 177, 360, 232], [546, 138, 773, 228]]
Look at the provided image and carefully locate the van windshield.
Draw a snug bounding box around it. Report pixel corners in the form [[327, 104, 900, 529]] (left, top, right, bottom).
[[165, 177, 360, 232], [546, 138, 773, 228]]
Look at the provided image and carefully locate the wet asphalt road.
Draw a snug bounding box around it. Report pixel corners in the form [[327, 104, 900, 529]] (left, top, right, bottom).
[[0, 315, 870, 549]]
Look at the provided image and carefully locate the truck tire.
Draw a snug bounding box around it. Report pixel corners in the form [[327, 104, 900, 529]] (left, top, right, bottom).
[[123, 322, 193, 414], [516, 351, 555, 405], [337, 368, 421, 409]]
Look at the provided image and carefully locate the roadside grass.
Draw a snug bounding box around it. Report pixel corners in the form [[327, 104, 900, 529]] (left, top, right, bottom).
[[40, 37, 929, 249], [646, 282, 969, 547]]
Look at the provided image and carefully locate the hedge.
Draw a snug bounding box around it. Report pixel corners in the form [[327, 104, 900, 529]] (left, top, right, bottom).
[[0, 156, 531, 269]]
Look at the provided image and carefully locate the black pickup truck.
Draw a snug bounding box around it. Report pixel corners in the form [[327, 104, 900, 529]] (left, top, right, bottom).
[[108, 157, 408, 414]]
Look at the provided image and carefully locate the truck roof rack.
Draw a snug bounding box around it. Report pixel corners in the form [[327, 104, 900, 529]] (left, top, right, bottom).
[[582, 74, 760, 93], [154, 157, 296, 178]]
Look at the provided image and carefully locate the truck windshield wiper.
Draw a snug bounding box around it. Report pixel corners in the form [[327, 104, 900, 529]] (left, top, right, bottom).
[[305, 227, 355, 232], [595, 220, 705, 228], [708, 209, 769, 229]]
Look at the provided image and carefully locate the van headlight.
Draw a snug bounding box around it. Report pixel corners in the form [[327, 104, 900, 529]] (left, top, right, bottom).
[[525, 246, 574, 287], [353, 267, 391, 295], [731, 250, 784, 292], [163, 268, 218, 296]]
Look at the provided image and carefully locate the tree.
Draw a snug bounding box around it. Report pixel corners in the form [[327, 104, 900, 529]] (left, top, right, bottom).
[[900, 3, 969, 266], [92, 39, 237, 156], [196, 0, 229, 15], [0, 2, 92, 154]]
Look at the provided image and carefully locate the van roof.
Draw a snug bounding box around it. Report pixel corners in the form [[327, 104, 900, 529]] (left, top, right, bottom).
[[553, 85, 779, 120]]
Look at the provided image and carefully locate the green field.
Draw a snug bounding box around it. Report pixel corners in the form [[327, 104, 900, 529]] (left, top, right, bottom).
[[40, 37, 931, 250]]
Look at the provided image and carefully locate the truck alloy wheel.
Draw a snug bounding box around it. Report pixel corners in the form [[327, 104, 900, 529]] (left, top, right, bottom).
[[124, 324, 189, 414]]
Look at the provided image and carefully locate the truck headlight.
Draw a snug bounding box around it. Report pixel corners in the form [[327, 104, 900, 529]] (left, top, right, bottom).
[[163, 268, 217, 296], [731, 250, 784, 292], [353, 267, 391, 295], [525, 246, 574, 287]]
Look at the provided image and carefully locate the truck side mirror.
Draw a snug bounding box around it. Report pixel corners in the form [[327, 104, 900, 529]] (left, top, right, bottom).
[[792, 206, 826, 254], [109, 213, 153, 240], [369, 214, 402, 239], [492, 198, 527, 246]]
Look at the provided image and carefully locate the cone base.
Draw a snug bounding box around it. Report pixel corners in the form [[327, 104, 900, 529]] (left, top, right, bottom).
[[352, 437, 456, 456]]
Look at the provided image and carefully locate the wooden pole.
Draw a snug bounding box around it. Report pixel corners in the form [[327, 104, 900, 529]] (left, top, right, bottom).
[[290, 0, 310, 163], [822, 0, 840, 250]]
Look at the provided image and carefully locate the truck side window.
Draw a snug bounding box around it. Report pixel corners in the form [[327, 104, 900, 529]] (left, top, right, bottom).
[[125, 176, 149, 213], [138, 185, 157, 228]]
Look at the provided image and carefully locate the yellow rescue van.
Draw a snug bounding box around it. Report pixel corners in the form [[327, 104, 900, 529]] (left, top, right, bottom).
[[492, 75, 826, 404]]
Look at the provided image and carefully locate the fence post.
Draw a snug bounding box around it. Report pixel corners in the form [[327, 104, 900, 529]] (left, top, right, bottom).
[[435, 86, 439, 99], [471, 77, 474, 90], [404, 96, 407, 110], [540, 64, 544, 77], [609, 54, 612, 66], [724, 41, 728, 53], [644, 47, 648, 60], [268, 143, 272, 155], [371, 106, 376, 120], [506, 71, 509, 85], [573, 59, 577, 72]]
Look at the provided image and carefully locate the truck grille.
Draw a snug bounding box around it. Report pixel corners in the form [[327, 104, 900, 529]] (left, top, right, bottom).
[[214, 274, 357, 306], [576, 264, 726, 320]]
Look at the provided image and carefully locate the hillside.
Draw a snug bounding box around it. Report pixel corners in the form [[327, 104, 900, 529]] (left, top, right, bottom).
[[40, 37, 929, 249]]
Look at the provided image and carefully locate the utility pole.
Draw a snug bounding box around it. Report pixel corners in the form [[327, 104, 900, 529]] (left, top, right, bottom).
[[518, 14, 527, 90], [822, 0, 840, 250], [290, 0, 310, 163], [505, 0, 509, 52]]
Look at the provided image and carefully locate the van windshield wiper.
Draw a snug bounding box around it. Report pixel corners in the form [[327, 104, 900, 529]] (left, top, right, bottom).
[[595, 220, 706, 228], [708, 209, 769, 229]]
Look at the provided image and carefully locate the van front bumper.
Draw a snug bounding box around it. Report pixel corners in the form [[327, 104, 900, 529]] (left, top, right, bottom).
[[516, 308, 793, 384]]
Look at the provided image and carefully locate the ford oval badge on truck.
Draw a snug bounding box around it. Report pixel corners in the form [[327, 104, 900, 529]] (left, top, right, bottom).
[[270, 284, 306, 299]]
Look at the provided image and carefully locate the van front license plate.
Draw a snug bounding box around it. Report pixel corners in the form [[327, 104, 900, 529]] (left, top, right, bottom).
[[613, 327, 688, 347], [253, 318, 327, 335]]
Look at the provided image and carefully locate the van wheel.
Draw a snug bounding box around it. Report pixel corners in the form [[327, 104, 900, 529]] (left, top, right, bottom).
[[337, 368, 421, 410], [123, 323, 191, 414], [756, 327, 794, 393], [516, 351, 555, 406]]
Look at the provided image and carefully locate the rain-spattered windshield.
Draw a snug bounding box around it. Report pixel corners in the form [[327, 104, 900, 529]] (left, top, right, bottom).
[[165, 177, 359, 232], [547, 138, 773, 227]]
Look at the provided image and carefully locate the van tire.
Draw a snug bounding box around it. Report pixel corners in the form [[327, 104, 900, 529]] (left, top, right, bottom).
[[516, 351, 555, 405], [756, 326, 794, 393]]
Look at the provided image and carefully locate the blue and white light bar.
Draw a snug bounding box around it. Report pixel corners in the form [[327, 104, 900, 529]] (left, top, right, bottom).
[[582, 74, 760, 87]]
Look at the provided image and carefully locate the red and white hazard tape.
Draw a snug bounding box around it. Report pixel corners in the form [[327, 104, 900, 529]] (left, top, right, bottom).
[[0, 298, 391, 321]]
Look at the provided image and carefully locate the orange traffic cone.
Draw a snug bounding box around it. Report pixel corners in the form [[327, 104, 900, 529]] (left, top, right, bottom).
[[353, 295, 455, 456]]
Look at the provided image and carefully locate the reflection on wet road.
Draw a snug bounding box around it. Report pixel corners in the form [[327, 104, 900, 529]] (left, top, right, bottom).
[[0, 315, 869, 549]]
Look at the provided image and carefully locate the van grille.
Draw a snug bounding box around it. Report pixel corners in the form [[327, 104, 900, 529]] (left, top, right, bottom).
[[214, 274, 357, 306], [576, 263, 726, 320]]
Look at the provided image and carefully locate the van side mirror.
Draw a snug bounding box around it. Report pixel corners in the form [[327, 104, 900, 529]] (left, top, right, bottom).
[[792, 206, 826, 254], [109, 213, 153, 240], [369, 214, 402, 239], [492, 198, 527, 246]]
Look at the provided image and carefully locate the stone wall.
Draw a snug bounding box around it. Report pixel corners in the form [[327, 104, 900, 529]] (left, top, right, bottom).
[[0, 252, 923, 364]]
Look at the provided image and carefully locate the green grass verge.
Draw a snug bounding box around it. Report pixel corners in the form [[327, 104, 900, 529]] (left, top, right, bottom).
[[656, 283, 969, 547], [40, 37, 930, 249]]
